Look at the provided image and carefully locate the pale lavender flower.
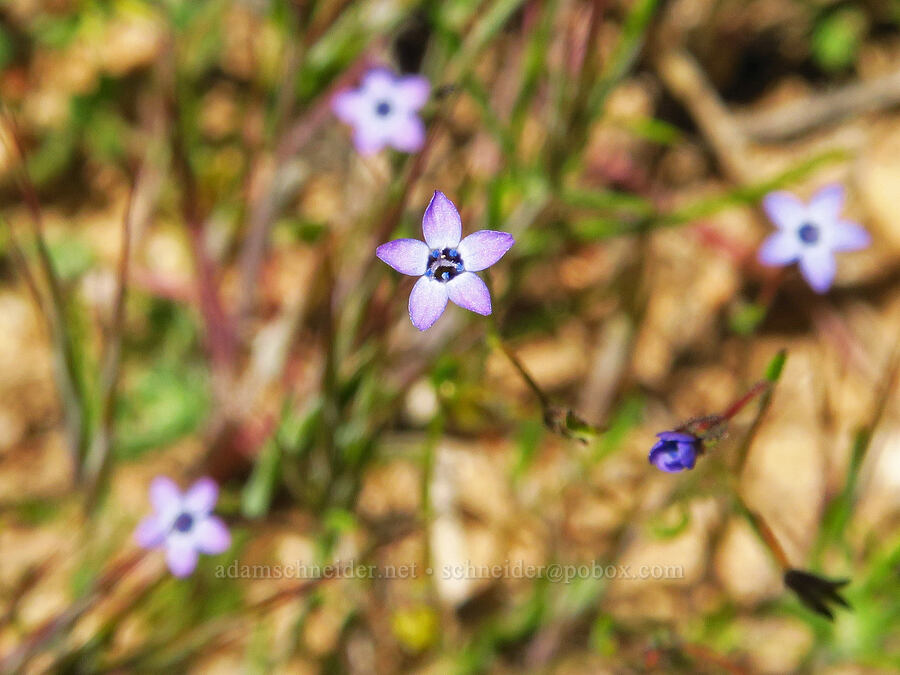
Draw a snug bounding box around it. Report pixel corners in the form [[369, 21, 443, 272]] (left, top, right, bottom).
[[134, 476, 231, 578], [758, 184, 870, 293], [332, 68, 430, 155], [376, 191, 515, 331]]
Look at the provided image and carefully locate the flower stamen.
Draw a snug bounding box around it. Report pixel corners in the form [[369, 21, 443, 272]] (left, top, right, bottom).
[[426, 247, 464, 282], [173, 512, 194, 533], [798, 222, 820, 245]]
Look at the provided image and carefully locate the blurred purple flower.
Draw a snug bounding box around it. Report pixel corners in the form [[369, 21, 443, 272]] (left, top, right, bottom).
[[376, 191, 515, 331], [332, 68, 430, 155], [134, 476, 231, 578], [649, 431, 701, 473], [758, 184, 870, 293]]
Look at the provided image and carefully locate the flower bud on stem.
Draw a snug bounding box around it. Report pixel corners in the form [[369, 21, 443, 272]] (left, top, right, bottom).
[[486, 322, 603, 441]]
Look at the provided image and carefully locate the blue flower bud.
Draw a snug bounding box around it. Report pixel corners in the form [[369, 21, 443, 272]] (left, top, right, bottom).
[[648, 431, 701, 473]]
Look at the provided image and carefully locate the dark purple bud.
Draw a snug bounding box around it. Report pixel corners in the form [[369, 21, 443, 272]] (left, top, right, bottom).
[[784, 569, 850, 621], [648, 431, 702, 473]]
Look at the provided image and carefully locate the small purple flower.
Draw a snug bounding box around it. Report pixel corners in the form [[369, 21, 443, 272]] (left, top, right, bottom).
[[134, 476, 231, 578], [758, 184, 871, 293], [649, 431, 702, 473], [332, 68, 430, 155], [376, 191, 515, 331]]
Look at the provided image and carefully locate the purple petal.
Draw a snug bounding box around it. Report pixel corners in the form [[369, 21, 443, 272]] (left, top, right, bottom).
[[648, 442, 666, 464], [361, 68, 396, 96], [758, 231, 801, 267], [677, 443, 697, 469], [422, 191, 462, 249], [389, 116, 426, 153], [396, 75, 430, 110], [353, 126, 385, 156], [149, 476, 181, 514], [408, 276, 448, 331], [649, 443, 681, 473], [446, 272, 492, 316], [332, 90, 362, 124], [457, 230, 515, 272], [808, 184, 845, 224], [376, 238, 429, 275], [134, 515, 167, 549], [762, 191, 806, 230], [656, 431, 696, 443], [829, 220, 871, 252], [183, 477, 218, 515], [166, 538, 199, 578], [193, 516, 231, 555], [799, 248, 837, 294]]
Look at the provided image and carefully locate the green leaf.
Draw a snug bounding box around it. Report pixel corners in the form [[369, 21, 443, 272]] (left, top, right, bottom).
[[589, 615, 618, 656], [812, 8, 867, 72], [0, 26, 14, 69], [323, 507, 357, 535], [241, 439, 281, 519], [561, 187, 654, 216], [649, 502, 691, 539], [512, 418, 544, 479], [592, 394, 643, 463], [391, 606, 439, 653], [588, 0, 659, 115], [114, 366, 209, 458], [729, 301, 767, 336], [764, 349, 787, 383], [617, 115, 682, 146], [48, 237, 95, 281]]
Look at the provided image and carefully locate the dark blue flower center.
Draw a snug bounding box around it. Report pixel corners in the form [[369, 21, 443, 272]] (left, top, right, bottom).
[[798, 222, 820, 245], [173, 512, 194, 533], [375, 100, 392, 117], [425, 247, 464, 283]]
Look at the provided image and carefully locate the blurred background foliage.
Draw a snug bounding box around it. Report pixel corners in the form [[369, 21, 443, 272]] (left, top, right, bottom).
[[1, 0, 900, 672]]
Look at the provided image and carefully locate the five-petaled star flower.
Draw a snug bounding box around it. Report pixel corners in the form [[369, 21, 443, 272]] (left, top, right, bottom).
[[134, 476, 231, 577], [649, 431, 702, 473], [758, 184, 871, 293], [376, 191, 515, 331], [332, 68, 430, 155]]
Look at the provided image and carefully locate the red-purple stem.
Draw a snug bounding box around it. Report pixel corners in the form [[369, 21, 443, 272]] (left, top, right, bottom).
[[720, 380, 769, 421]]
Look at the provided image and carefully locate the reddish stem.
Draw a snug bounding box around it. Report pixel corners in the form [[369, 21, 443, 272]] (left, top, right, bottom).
[[720, 380, 768, 421]]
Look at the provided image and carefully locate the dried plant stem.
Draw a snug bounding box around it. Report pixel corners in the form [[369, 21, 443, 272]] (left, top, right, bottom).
[[0, 215, 45, 316], [680, 642, 750, 675], [167, 92, 238, 372], [727, 351, 790, 570], [1, 107, 89, 476], [0, 550, 147, 672], [654, 48, 753, 183], [487, 327, 550, 411], [83, 171, 139, 510], [101, 526, 417, 671], [737, 66, 900, 142], [732, 492, 791, 571], [237, 55, 372, 327]]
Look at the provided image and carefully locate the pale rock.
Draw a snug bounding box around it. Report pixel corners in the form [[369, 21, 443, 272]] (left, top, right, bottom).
[[742, 346, 826, 565], [357, 460, 421, 520], [857, 123, 900, 253], [714, 518, 782, 605], [736, 616, 813, 674], [633, 227, 739, 385], [403, 379, 439, 426]]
